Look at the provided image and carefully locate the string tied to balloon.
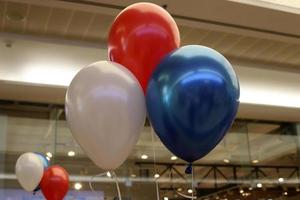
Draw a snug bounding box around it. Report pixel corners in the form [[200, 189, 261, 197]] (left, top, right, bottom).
[[185, 162, 193, 174], [150, 124, 160, 200], [174, 163, 197, 199], [33, 187, 38, 195], [89, 171, 122, 200]]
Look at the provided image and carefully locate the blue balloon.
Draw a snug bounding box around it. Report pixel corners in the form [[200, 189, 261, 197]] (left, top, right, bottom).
[[32, 153, 49, 193], [34, 153, 49, 169], [33, 186, 40, 194], [146, 45, 240, 163]]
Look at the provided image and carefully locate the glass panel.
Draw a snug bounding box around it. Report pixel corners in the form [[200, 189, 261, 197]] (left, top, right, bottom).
[[0, 101, 299, 199]]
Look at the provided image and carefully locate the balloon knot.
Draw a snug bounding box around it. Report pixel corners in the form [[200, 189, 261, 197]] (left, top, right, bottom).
[[185, 163, 192, 174]]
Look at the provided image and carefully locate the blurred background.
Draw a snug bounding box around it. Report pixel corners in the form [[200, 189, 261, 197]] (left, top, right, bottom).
[[1, 0, 300, 199]]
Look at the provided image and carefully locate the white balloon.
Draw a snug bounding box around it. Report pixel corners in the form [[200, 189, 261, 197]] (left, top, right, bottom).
[[65, 61, 146, 170], [15, 152, 44, 192]]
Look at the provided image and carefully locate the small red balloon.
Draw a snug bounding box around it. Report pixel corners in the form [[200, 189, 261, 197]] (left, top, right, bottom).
[[40, 165, 69, 200], [108, 2, 180, 93]]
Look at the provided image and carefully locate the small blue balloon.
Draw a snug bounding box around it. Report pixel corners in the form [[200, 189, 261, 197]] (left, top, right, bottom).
[[32, 153, 49, 192], [33, 186, 40, 194], [146, 45, 240, 163], [34, 152, 49, 169]]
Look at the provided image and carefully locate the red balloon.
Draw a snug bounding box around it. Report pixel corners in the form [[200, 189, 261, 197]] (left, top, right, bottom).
[[40, 165, 69, 200], [108, 2, 180, 93]]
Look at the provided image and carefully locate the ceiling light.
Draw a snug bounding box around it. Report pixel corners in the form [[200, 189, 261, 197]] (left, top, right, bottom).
[[278, 177, 284, 183], [141, 154, 148, 160], [283, 191, 288, 196], [249, 187, 253, 190], [46, 152, 52, 158], [131, 174, 136, 178], [171, 156, 177, 160], [74, 182, 82, 190], [256, 183, 263, 188], [187, 189, 193, 194], [177, 188, 182, 192], [239, 79, 300, 109], [106, 172, 112, 178], [250, 0, 300, 9], [223, 159, 230, 163], [242, 192, 251, 197], [163, 197, 168, 200], [67, 151, 75, 157], [252, 160, 259, 164], [239, 189, 244, 194], [154, 173, 160, 178]]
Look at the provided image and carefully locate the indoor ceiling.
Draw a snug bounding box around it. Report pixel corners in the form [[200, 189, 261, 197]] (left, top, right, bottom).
[[1, 0, 300, 68], [1, 1, 300, 199]]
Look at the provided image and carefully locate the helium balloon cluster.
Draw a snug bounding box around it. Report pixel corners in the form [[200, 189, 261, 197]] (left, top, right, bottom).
[[16, 152, 69, 200], [65, 2, 240, 173]]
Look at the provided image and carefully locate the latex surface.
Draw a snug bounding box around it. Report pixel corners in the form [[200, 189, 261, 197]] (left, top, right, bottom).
[[65, 61, 146, 170], [146, 45, 240, 162], [108, 2, 180, 92]]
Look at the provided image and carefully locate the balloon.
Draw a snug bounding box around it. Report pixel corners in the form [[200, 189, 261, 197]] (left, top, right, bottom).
[[15, 152, 44, 192], [40, 165, 69, 200], [33, 186, 40, 193], [108, 2, 180, 92], [146, 45, 240, 163], [32, 153, 49, 192], [35, 153, 49, 169], [65, 61, 146, 170]]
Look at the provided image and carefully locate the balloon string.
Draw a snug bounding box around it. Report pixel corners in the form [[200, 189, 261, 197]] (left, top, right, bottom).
[[155, 181, 160, 200], [150, 125, 157, 171], [150, 124, 160, 200], [89, 171, 122, 200], [191, 165, 194, 199], [89, 172, 106, 194], [176, 191, 197, 199], [112, 171, 122, 200], [175, 165, 197, 199]]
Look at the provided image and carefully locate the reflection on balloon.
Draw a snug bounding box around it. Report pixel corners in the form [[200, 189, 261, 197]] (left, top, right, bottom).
[[146, 45, 240, 163]]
